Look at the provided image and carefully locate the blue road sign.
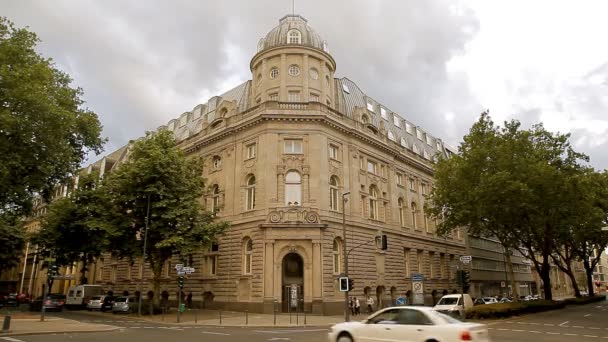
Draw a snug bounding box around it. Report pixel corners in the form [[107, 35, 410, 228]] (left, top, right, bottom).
[[396, 297, 406, 305], [412, 273, 424, 282]]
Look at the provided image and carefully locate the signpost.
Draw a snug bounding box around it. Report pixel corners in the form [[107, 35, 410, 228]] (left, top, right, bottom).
[[396, 297, 406, 306], [411, 273, 425, 305], [174, 264, 195, 323], [459, 255, 472, 263]]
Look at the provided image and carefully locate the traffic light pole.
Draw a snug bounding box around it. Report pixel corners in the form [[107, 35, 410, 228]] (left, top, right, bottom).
[[177, 287, 182, 323], [40, 277, 49, 322]]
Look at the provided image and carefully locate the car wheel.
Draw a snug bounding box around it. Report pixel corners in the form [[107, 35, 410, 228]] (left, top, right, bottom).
[[425, 340, 439, 342], [337, 332, 353, 342]]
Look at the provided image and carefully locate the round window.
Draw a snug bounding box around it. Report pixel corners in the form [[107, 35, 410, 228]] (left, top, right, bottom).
[[288, 65, 300, 77], [270, 68, 279, 79], [309, 68, 319, 80]]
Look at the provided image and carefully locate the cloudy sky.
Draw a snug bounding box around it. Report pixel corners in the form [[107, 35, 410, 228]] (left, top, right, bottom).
[[4, 0, 608, 170]]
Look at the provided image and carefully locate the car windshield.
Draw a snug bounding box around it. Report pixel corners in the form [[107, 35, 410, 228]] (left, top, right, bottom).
[[115, 297, 128, 302], [48, 294, 66, 299], [432, 311, 463, 324], [437, 297, 460, 305]]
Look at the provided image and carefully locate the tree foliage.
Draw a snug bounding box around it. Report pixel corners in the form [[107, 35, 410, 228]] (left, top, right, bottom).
[[428, 112, 593, 300], [35, 172, 119, 283], [103, 130, 228, 304], [0, 213, 25, 272], [0, 17, 105, 214]]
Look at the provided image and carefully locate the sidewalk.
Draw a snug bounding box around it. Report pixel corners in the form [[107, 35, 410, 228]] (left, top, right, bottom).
[[0, 313, 120, 337], [132, 308, 348, 327]]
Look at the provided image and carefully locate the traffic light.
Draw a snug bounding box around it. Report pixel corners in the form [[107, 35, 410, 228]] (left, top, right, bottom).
[[339, 277, 349, 292], [348, 278, 354, 291], [48, 264, 59, 279], [456, 270, 463, 285], [462, 271, 470, 293], [177, 276, 184, 289]]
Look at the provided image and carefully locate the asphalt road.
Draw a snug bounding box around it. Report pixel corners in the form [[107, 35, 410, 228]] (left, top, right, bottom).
[[3, 300, 607, 342]]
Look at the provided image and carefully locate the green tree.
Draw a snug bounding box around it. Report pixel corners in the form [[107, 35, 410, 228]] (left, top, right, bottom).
[[428, 112, 588, 300], [103, 130, 227, 306], [35, 172, 120, 283], [0, 17, 105, 214], [0, 214, 25, 273]]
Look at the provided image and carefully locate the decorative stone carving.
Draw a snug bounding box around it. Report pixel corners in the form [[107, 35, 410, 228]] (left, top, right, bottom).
[[265, 207, 321, 224]]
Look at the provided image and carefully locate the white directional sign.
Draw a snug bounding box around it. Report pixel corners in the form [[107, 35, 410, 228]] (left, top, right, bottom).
[[459, 255, 472, 263], [175, 264, 195, 275]]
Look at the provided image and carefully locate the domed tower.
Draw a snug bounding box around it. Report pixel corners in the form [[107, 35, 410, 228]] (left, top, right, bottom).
[[250, 15, 336, 107]]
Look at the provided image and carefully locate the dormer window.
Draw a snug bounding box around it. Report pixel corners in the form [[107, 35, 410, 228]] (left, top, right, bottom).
[[288, 29, 301, 44]]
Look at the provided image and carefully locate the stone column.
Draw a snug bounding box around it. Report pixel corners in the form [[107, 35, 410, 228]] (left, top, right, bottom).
[[280, 54, 287, 101], [263, 240, 275, 314], [261, 58, 268, 101], [303, 54, 309, 100], [312, 241, 323, 314]]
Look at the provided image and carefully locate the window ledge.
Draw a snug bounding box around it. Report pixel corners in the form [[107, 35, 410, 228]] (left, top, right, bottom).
[[244, 157, 256, 161]]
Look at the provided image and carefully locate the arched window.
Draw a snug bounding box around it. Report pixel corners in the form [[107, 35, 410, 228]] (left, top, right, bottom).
[[333, 238, 342, 274], [329, 176, 340, 211], [285, 171, 302, 206], [212, 155, 222, 170], [243, 238, 253, 275], [288, 29, 301, 44], [411, 202, 418, 228], [246, 175, 256, 210], [398, 198, 406, 227], [369, 186, 378, 220], [211, 185, 220, 213]]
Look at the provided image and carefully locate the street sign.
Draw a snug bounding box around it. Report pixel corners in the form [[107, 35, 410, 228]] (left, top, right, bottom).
[[175, 264, 184, 270], [52, 275, 75, 280], [396, 297, 406, 305], [460, 255, 472, 263], [412, 273, 424, 282], [183, 267, 195, 274], [44, 257, 56, 262], [413, 281, 424, 294], [501, 281, 506, 288]]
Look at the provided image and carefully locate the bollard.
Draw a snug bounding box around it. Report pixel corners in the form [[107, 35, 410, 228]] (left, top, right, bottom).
[[194, 308, 198, 324], [219, 310, 222, 325], [245, 310, 248, 325], [2, 315, 11, 333], [296, 309, 299, 325], [273, 306, 276, 326], [304, 310, 307, 325], [161, 307, 165, 321]]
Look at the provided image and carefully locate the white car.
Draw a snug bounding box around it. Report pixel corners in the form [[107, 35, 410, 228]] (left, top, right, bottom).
[[329, 306, 491, 342], [481, 297, 498, 304]]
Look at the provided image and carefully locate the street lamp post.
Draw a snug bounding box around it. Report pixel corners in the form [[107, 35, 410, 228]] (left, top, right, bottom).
[[342, 192, 350, 322], [138, 194, 151, 316]]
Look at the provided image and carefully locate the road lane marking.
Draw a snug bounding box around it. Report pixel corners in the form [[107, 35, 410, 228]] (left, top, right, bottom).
[[255, 329, 329, 334], [529, 331, 542, 333], [201, 331, 231, 336], [559, 321, 569, 326], [268, 339, 291, 341], [590, 327, 600, 330], [573, 325, 584, 328], [546, 332, 560, 335], [543, 324, 554, 326], [583, 335, 598, 338], [584, 314, 591, 317], [1, 338, 26, 342], [564, 333, 578, 336]]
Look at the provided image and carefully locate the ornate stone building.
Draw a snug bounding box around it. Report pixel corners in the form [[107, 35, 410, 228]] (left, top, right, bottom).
[[8, 14, 468, 314]]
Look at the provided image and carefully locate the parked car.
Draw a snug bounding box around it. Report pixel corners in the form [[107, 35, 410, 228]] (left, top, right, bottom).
[[481, 297, 499, 305], [29, 294, 66, 312], [433, 294, 474, 317], [86, 295, 106, 311], [112, 296, 135, 314], [66, 285, 104, 309], [100, 295, 117, 312], [328, 306, 491, 342], [499, 297, 512, 303]]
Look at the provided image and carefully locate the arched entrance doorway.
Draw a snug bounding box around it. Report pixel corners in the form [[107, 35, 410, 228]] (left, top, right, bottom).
[[281, 253, 304, 312]]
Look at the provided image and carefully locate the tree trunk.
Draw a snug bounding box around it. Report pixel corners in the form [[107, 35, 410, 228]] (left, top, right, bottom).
[[550, 253, 580, 297], [563, 264, 580, 297], [540, 257, 553, 300], [152, 263, 162, 308], [505, 251, 520, 301], [583, 259, 595, 297]]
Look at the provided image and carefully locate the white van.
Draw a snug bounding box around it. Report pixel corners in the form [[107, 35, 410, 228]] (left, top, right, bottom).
[[66, 285, 104, 309], [433, 294, 474, 318]]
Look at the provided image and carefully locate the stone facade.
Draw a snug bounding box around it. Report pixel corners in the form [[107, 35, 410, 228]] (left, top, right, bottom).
[[2, 14, 468, 314]]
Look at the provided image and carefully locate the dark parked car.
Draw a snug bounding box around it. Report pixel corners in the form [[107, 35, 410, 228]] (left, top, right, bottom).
[[29, 294, 66, 312], [101, 295, 117, 312]]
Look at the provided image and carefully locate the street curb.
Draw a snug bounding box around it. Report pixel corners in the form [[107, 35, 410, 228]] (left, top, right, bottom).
[[0, 326, 122, 337]]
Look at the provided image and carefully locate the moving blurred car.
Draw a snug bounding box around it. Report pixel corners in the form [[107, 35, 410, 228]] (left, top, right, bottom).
[[100, 295, 117, 312], [29, 294, 66, 312], [434, 294, 473, 317], [112, 296, 135, 314], [329, 306, 491, 342]]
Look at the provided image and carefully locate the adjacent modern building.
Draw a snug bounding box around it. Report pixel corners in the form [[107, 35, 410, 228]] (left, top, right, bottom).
[[466, 236, 534, 298], [5, 14, 471, 314]]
